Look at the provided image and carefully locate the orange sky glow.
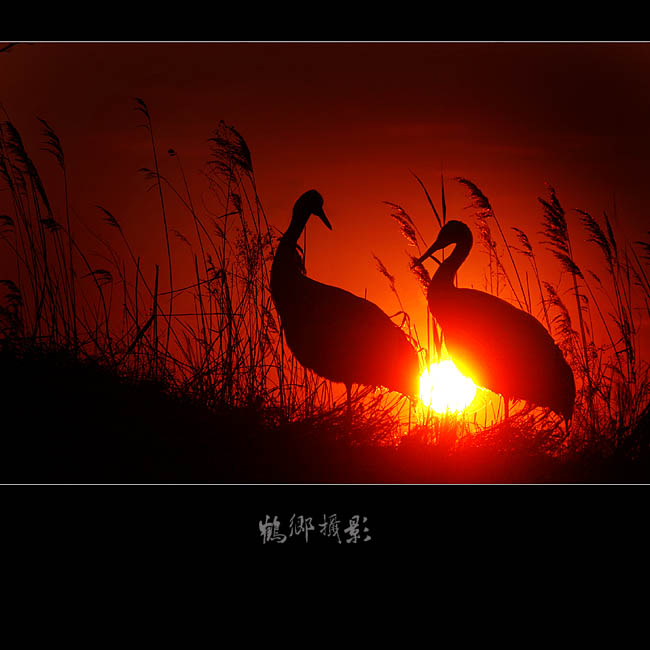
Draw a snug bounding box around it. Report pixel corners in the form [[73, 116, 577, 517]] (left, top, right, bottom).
[[2, 42, 650, 410]]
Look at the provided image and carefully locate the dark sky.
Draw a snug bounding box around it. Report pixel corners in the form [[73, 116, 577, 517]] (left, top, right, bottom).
[[2, 42, 650, 352]]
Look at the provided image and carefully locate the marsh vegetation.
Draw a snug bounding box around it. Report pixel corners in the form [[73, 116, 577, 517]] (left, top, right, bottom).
[[1, 103, 649, 482]]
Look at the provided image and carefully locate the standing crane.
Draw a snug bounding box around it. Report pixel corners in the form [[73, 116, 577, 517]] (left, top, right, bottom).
[[271, 190, 420, 422], [414, 219, 575, 421]]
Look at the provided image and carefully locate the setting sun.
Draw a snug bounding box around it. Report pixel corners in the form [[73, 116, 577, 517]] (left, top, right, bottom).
[[419, 359, 477, 414]]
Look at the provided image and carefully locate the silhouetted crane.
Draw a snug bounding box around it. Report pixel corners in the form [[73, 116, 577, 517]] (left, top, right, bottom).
[[415, 220, 575, 421], [271, 190, 420, 421]]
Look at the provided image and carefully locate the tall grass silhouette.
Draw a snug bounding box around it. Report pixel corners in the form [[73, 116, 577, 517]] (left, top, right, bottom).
[[1, 103, 649, 482], [0, 106, 408, 449]]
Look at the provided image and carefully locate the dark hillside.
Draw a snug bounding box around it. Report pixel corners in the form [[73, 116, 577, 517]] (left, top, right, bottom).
[[2, 344, 648, 484]]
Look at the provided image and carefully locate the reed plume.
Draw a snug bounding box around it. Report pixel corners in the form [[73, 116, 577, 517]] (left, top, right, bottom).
[[457, 177, 528, 310], [538, 185, 595, 433]]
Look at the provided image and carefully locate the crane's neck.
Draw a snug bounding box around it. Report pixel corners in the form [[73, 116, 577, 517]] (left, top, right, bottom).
[[432, 234, 472, 287], [272, 206, 310, 292], [281, 206, 310, 249]]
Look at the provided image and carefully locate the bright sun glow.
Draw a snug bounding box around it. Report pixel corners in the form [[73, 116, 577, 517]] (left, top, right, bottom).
[[419, 359, 477, 414]]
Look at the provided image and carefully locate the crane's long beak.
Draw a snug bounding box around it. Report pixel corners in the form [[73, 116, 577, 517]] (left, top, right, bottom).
[[315, 207, 332, 230], [415, 239, 441, 265]]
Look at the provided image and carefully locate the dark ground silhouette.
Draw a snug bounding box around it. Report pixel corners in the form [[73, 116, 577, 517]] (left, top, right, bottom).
[[2, 344, 648, 484]]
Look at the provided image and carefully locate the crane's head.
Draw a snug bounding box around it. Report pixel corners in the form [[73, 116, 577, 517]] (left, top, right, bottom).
[[293, 189, 332, 230], [415, 220, 472, 265]]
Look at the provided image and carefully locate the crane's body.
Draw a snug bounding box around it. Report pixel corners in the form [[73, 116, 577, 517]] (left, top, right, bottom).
[[271, 191, 420, 411], [416, 220, 575, 420]]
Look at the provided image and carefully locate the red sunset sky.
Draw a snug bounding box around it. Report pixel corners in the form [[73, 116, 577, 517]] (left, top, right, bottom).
[[2, 41, 649, 356]]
